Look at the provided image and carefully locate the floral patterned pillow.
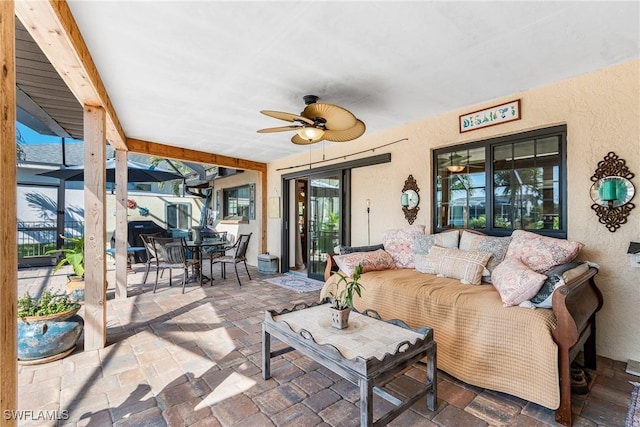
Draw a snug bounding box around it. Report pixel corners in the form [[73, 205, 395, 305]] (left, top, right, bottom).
[[382, 225, 426, 268], [491, 257, 547, 307], [333, 249, 396, 277], [505, 230, 584, 273]]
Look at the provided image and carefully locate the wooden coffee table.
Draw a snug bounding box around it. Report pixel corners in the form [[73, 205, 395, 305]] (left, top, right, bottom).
[[262, 302, 436, 426]]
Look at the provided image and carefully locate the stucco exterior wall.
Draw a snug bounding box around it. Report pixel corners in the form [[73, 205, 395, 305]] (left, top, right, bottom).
[[210, 171, 261, 267], [267, 59, 639, 362]]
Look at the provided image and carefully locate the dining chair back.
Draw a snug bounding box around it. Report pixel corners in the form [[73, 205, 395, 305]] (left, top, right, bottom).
[[140, 233, 161, 284], [211, 233, 252, 286], [150, 236, 199, 293]]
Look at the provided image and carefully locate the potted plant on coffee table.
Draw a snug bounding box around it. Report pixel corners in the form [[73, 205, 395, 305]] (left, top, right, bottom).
[[17, 288, 84, 364], [322, 264, 364, 329], [46, 235, 85, 302]]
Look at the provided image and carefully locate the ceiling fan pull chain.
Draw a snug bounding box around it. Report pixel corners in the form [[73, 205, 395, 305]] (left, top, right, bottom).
[[323, 141, 326, 160]]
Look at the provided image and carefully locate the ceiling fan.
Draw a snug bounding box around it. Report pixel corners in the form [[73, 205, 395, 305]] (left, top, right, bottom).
[[257, 95, 366, 145], [439, 153, 472, 172]]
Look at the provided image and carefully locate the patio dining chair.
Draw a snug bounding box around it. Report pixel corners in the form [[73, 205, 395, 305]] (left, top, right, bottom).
[[211, 233, 252, 286], [140, 233, 162, 284], [149, 236, 200, 293], [200, 231, 228, 274]]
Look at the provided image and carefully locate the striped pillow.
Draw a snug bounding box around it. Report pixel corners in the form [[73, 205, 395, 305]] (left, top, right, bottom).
[[417, 246, 491, 285]]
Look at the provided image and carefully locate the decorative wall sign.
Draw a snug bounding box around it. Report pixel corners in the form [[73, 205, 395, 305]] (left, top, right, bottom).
[[459, 99, 521, 133], [590, 152, 635, 232], [268, 197, 281, 218]]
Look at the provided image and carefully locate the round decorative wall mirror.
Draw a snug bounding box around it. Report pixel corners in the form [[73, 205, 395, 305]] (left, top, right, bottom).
[[401, 175, 420, 224], [590, 176, 635, 208], [590, 152, 635, 232]]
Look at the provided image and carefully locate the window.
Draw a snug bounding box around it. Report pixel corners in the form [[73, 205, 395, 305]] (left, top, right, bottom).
[[433, 126, 567, 237], [223, 185, 253, 220], [166, 203, 191, 230]]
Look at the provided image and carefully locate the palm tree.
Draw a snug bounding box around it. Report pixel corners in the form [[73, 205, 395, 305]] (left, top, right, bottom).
[[494, 168, 543, 228]]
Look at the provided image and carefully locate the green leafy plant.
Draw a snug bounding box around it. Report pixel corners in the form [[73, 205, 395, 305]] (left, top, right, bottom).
[[18, 289, 79, 318], [323, 264, 364, 310], [46, 235, 84, 277]]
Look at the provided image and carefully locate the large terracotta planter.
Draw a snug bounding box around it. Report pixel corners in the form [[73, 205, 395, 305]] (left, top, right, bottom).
[[17, 306, 84, 364]]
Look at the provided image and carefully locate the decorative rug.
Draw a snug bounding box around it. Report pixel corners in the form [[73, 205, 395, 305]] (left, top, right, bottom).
[[626, 381, 640, 427], [264, 274, 325, 293]]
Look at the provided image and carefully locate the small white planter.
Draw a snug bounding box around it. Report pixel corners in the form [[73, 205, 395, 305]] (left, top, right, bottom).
[[330, 307, 351, 330]]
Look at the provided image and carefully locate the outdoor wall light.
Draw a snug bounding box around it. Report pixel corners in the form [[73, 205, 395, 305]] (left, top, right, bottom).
[[590, 152, 635, 232]]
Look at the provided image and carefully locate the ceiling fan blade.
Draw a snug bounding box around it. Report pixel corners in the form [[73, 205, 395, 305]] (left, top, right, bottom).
[[302, 103, 357, 131], [291, 133, 324, 145], [260, 110, 314, 125], [323, 119, 366, 142], [257, 125, 301, 133]]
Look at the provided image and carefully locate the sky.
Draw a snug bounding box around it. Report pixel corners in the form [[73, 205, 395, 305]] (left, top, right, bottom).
[[17, 122, 83, 145]]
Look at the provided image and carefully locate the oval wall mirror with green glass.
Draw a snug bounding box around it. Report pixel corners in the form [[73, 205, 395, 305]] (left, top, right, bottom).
[[402, 189, 420, 209], [590, 176, 635, 207]]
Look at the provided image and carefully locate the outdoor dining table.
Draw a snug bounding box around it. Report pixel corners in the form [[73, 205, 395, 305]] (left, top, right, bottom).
[[183, 239, 228, 282]]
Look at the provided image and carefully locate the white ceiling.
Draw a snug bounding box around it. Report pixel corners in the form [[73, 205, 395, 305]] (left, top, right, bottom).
[[66, 1, 639, 164]]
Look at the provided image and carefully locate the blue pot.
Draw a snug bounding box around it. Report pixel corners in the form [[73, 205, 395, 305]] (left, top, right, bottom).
[[18, 307, 84, 362]]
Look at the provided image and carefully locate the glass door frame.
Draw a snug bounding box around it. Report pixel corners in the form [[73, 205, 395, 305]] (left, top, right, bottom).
[[280, 153, 391, 278], [281, 168, 351, 279], [307, 171, 344, 280]]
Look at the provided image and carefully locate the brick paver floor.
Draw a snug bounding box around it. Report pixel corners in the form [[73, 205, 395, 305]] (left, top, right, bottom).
[[15, 262, 636, 426]]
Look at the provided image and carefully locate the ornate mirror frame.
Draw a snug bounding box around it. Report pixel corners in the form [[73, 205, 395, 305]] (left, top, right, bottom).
[[401, 175, 420, 225], [590, 152, 635, 232]]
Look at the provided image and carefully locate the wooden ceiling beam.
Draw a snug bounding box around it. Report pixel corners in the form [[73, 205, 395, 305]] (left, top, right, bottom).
[[126, 138, 267, 173], [15, 0, 127, 150]]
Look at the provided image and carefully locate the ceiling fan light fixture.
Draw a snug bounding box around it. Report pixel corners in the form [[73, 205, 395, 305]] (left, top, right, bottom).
[[447, 165, 465, 173], [297, 126, 324, 142]]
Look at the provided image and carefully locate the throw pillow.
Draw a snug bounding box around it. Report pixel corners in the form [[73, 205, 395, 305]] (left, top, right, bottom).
[[530, 262, 589, 308], [338, 243, 384, 255], [459, 231, 512, 283], [382, 225, 426, 269], [415, 245, 446, 274], [333, 249, 396, 277], [505, 230, 584, 273], [491, 257, 547, 307], [437, 247, 492, 285], [413, 231, 460, 255]]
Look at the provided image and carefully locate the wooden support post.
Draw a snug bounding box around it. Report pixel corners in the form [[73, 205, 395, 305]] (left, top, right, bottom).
[[83, 106, 107, 350], [115, 150, 128, 299], [0, 2, 18, 424]]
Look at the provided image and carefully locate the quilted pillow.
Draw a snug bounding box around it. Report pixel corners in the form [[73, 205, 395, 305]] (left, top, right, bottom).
[[459, 231, 511, 283], [382, 225, 426, 268], [333, 249, 396, 277], [437, 247, 492, 285], [491, 257, 547, 307], [505, 230, 584, 273]]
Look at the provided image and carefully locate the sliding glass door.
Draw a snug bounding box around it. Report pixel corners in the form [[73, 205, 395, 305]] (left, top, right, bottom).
[[308, 173, 342, 280]]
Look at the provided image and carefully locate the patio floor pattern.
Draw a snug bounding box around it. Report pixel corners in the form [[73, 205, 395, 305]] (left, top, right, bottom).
[[15, 262, 636, 427]]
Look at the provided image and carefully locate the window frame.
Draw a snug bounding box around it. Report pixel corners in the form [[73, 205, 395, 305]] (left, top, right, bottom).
[[166, 202, 192, 230], [432, 125, 567, 238], [222, 184, 254, 220]]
